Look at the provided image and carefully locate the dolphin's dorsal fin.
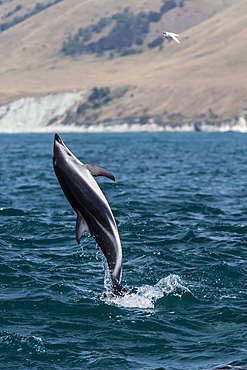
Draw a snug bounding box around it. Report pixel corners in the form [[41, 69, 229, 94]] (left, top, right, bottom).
[[85, 164, 115, 181], [76, 212, 89, 244]]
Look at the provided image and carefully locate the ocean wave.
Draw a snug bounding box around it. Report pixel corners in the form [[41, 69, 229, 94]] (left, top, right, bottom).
[[1, 133, 247, 369], [0, 208, 27, 216], [0, 331, 45, 354]]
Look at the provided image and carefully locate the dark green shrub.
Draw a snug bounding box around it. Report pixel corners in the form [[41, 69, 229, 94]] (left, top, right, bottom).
[[135, 37, 143, 45], [77, 102, 89, 115], [35, 3, 46, 11], [120, 48, 142, 56], [140, 115, 149, 124], [15, 5, 23, 11], [148, 36, 164, 48], [160, 0, 177, 14], [90, 17, 111, 33], [103, 96, 112, 103], [61, 5, 181, 57], [134, 12, 148, 27], [88, 87, 110, 102], [82, 28, 92, 42], [148, 11, 162, 22], [62, 37, 85, 55], [92, 101, 102, 109], [0, 0, 64, 33]]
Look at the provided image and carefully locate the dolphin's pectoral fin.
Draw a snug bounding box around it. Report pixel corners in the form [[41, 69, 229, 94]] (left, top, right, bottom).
[[76, 212, 90, 244], [85, 164, 115, 181]]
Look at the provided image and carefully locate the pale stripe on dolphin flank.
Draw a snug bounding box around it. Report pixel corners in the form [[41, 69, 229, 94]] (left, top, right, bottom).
[[70, 158, 121, 240], [90, 213, 122, 278]]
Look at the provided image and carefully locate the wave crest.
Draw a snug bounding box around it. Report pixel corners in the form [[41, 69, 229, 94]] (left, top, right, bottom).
[[0, 331, 45, 354]]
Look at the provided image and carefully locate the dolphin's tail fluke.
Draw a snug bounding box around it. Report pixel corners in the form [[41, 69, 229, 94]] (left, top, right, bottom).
[[113, 282, 127, 296]]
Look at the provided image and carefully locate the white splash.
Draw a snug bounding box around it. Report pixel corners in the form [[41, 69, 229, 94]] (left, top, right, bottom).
[[103, 274, 191, 309]]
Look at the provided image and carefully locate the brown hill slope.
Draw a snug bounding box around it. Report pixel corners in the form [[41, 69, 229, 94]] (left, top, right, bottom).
[[0, 0, 246, 123]]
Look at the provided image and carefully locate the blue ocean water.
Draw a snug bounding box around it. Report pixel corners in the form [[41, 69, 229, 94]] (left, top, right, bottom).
[[0, 132, 246, 370]]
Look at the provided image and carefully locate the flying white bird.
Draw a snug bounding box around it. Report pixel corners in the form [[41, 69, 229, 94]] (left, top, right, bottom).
[[163, 31, 180, 44]]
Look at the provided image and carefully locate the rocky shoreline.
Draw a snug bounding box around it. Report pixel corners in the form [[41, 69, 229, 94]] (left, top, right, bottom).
[[67, 116, 247, 133], [0, 92, 246, 133]]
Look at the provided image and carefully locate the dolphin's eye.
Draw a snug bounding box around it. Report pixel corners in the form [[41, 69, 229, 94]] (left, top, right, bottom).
[[67, 152, 71, 156]]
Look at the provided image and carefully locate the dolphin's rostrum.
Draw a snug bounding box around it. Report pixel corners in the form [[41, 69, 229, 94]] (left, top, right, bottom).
[[53, 133, 125, 295]]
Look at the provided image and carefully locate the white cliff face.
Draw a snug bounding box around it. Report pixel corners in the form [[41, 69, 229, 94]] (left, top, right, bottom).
[[0, 91, 86, 133]]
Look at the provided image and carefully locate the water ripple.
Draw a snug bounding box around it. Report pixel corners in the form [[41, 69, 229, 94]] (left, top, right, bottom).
[[0, 133, 246, 369]]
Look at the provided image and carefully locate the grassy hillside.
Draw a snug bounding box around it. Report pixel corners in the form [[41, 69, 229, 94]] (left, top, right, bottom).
[[0, 0, 246, 124]]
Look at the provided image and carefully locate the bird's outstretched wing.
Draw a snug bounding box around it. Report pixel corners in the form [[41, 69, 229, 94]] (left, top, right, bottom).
[[170, 32, 180, 44]]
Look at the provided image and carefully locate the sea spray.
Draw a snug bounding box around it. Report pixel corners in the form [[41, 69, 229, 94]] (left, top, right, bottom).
[[103, 275, 191, 309]]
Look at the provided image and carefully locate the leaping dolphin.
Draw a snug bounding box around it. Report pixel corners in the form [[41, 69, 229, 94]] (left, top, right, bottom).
[[53, 133, 125, 296]]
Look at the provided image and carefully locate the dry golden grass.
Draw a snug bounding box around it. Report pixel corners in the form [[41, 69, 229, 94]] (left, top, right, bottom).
[[0, 0, 246, 122]]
